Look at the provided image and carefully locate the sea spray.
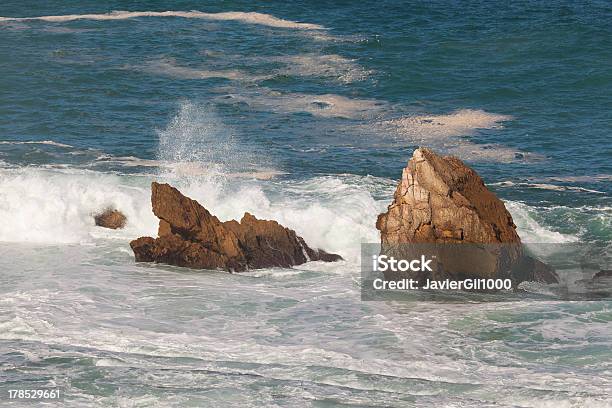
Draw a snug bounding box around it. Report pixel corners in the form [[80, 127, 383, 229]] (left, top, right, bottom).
[[0, 168, 156, 243], [156, 101, 258, 181]]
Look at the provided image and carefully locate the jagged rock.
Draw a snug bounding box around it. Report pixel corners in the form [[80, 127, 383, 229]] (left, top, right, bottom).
[[94, 208, 127, 229], [592, 270, 612, 280], [376, 148, 558, 285], [130, 182, 342, 271]]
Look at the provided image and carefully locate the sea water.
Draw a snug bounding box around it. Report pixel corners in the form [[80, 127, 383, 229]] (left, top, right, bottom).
[[0, 1, 610, 406]]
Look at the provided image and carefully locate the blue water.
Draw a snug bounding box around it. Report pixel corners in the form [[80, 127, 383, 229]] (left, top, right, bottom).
[[0, 2, 610, 407]]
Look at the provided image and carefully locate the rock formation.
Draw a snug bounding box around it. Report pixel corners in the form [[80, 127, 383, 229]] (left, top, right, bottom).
[[94, 208, 127, 229], [130, 182, 342, 271], [592, 269, 612, 280], [376, 148, 558, 285]]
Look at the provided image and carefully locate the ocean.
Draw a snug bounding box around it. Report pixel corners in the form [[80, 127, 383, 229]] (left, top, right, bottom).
[[0, 1, 610, 406]]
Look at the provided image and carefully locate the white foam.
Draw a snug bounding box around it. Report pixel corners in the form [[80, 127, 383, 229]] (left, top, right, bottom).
[[0, 140, 73, 148], [546, 175, 612, 183], [275, 54, 371, 83], [373, 109, 540, 162], [0, 167, 156, 244], [138, 59, 271, 82], [167, 174, 386, 264], [490, 181, 605, 194], [94, 155, 160, 168], [0, 104, 385, 256], [445, 142, 541, 163], [143, 52, 371, 83], [0, 10, 325, 30], [505, 201, 579, 243], [384, 109, 512, 139], [0, 166, 387, 264], [220, 88, 385, 119]]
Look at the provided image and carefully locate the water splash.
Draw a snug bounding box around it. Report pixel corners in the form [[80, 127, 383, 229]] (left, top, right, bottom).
[[156, 101, 253, 180]]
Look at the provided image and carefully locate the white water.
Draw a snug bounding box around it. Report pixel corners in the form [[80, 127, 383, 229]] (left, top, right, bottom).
[[0, 103, 580, 250], [0, 166, 387, 265], [0, 233, 609, 406], [0, 105, 608, 407], [0, 159, 608, 407]]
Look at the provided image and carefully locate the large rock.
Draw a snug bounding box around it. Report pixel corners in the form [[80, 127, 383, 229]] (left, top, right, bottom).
[[376, 148, 558, 285], [94, 208, 127, 229], [131, 182, 342, 271]]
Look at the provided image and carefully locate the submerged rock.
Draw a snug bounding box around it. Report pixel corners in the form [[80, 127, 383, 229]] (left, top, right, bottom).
[[376, 148, 558, 285], [94, 208, 127, 229], [130, 182, 342, 271]]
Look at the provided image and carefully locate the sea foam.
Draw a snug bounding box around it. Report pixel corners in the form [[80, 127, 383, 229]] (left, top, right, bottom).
[[0, 140, 74, 148], [218, 88, 385, 119], [138, 59, 272, 82], [374, 109, 539, 162], [0, 167, 157, 244], [0, 165, 386, 264], [139, 53, 371, 84], [384, 109, 512, 139], [506, 201, 579, 243], [490, 181, 605, 194], [275, 54, 372, 83], [0, 10, 325, 30]]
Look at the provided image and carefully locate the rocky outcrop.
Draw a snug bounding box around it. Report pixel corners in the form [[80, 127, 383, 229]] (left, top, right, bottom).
[[94, 208, 127, 229], [130, 182, 342, 271], [592, 270, 612, 280], [376, 148, 558, 285]]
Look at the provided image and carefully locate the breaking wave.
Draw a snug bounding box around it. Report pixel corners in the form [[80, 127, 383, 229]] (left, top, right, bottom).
[[0, 166, 386, 264], [0, 162, 586, 266], [506, 201, 580, 243], [0, 103, 385, 256], [0, 167, 157, 244], [156, 101, 258, 176], [0, 103, 591, 252]]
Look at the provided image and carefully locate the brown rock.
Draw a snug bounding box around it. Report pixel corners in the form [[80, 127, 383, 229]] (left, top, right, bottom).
[[94, 208, 127, 229], [376, 148, 558, 285], [377, 148, 520, 245], [158, 220, 172, 237], [130, 182, 342, 271]]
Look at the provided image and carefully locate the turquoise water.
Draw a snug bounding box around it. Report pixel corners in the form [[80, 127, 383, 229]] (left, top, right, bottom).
[[0, 2, 610, 406]]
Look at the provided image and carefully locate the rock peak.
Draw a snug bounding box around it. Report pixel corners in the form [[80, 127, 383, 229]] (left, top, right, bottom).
[[131, 182, 342, 271], [376, 148, 557, 285], [378, 147, 519, 244]]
